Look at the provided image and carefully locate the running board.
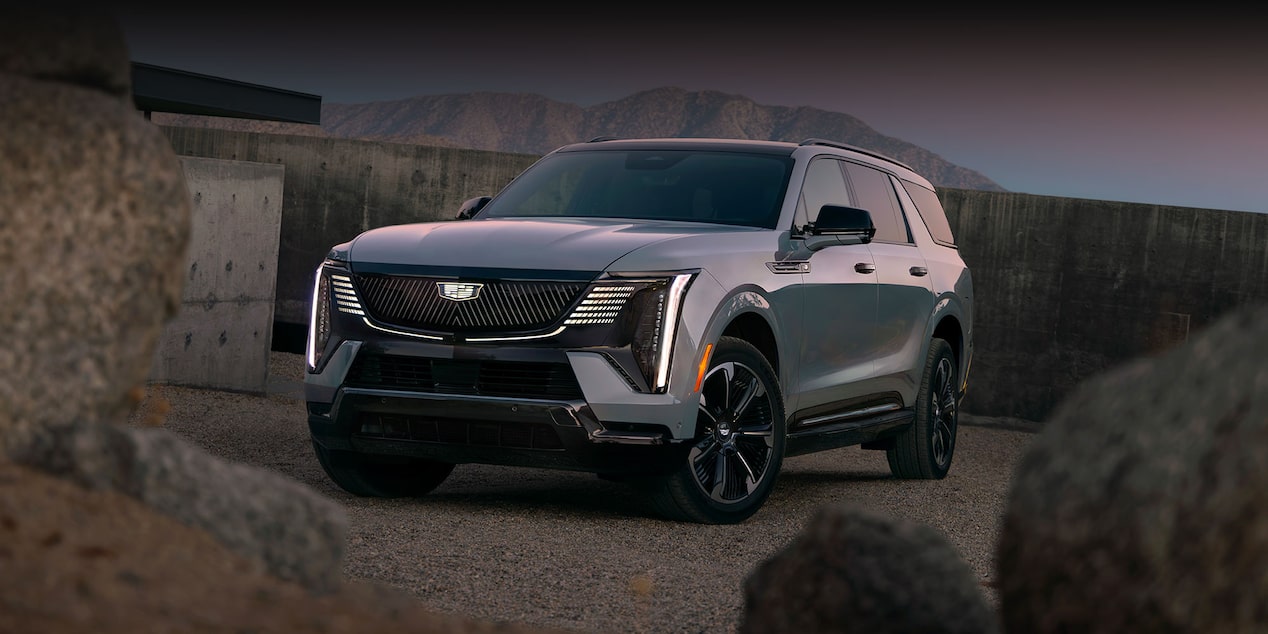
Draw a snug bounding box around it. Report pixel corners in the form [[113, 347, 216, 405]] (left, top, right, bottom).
[[784, 409, 914, 457]]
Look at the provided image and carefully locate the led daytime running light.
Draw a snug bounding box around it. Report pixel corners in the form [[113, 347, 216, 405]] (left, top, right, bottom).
[[307, 268, 330, 370], [565, 285, 636, 325], [330, 274, 365, 315], [653, 274, 694, 391]]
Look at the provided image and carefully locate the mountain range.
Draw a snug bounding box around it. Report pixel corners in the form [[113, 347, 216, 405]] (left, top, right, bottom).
[[153, 87, 1005, 192]]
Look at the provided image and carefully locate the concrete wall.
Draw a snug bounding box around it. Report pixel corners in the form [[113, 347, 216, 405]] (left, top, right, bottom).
[[940, 189, 1268, 421], [160, 128, 1268, 422], [149, 156, 284, 394], [160, 127, 539, 325]]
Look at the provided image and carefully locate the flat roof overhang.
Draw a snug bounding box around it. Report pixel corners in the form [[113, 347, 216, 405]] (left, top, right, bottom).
[[131, 62, 321, 124]]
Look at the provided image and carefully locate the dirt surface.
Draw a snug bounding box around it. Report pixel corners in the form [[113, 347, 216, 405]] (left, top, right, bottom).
[[5, 352, 1039, 633]]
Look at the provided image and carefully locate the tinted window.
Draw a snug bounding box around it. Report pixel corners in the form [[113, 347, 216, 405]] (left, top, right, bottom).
[[482, 150, 793, 229], [796, 158, 851, 227], [845, 163, 909, 243], [900, 180, 956, 246]]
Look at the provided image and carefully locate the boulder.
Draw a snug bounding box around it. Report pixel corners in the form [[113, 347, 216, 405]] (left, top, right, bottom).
[[0, 31, 189, 452], [0, 7, 347, 595], [0, 8, 131, 96], [10, 420, 348, 592], [0, 460, 565, 634], [740, 504, 999, 634], [996, 303, 1268, 632]]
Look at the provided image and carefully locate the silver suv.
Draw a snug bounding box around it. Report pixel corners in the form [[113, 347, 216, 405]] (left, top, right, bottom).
[[305, 137, 973, 524]]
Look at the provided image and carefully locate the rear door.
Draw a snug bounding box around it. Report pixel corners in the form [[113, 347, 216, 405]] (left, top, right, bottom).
[[843, 162, 935, 403]]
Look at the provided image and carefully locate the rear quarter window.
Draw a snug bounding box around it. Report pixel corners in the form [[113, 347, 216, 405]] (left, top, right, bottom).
[[900, 180, 956, 247]]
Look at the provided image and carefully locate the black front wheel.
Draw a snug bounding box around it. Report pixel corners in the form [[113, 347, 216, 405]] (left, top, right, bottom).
[[887, 337, 958, 479], [312, 439, 455, 498], [642, 337, 786, 524]]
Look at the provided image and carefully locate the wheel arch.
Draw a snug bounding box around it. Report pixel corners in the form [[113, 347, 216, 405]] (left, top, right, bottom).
[[720, 312, 779, 376], [931, 314, 964, 366], [695, 285, 787, 384]]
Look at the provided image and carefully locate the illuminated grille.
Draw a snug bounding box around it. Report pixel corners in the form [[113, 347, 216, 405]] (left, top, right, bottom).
[[329, 274, 365, 315], [353, 275, 586, 332], [346, 353, 584, 400], [564, 285, 636, 325]]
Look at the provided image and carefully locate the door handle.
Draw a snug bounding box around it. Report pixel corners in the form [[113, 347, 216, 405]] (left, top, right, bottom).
[[909, 266, 928, 277], [855, 262, 876, 274]]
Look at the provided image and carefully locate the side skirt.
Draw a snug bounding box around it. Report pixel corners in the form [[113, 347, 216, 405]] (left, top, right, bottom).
[[784, 408, 914, 457]]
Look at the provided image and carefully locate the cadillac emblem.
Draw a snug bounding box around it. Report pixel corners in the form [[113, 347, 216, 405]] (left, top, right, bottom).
[[436, 281, 483, 301]]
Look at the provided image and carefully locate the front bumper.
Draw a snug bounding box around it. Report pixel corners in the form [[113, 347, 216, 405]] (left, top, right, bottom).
[[306, 340, 695, 476]]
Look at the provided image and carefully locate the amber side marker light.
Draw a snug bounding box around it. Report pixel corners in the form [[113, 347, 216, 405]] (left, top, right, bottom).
[[694, 343, 715, 392]]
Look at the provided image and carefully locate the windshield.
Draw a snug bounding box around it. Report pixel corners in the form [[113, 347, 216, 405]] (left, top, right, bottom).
[[479, 150, 793, 229]]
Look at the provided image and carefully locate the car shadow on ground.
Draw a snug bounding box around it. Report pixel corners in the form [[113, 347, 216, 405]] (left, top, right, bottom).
[[330, 468, 668, 521], [329, 461, 907, 524], [772, 470, 896, 487]]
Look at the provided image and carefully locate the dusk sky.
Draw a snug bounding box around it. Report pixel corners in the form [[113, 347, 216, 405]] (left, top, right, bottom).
[[115, 8, 1267, 214]]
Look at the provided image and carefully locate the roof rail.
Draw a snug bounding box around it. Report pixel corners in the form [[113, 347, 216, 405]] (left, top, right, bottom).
[[798, 138, 913, 171], [587, 136, 621, 143]]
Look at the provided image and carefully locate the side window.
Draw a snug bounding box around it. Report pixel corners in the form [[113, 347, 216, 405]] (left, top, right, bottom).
[[845, 163, 909, 244], [899, 179, 957, 247], [795, 158, 851, 228]]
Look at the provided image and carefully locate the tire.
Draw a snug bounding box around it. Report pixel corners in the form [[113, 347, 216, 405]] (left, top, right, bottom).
[[887, 337, 959, 479], [643, 336, 786, 524], [312, 438, 455, 498]]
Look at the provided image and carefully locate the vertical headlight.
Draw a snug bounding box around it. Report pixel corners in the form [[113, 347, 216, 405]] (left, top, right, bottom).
[[626, 273, 695, 392], [307, 267, 332, 371]]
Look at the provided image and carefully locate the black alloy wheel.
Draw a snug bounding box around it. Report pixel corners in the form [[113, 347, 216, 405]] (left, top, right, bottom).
[[644, 336, 786, 524], [888, 337, 958, 479]]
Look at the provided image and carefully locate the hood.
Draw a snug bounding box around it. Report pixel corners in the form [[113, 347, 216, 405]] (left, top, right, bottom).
[[346, 217, 748, 276]]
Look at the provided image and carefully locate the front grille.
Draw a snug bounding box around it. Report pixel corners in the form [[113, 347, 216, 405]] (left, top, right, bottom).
[[353, 274, 586, 332], [346, 353, 584, 400], [356, 414, 564, 450]]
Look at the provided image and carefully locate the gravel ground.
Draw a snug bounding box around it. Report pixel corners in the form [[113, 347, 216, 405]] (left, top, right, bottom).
[[144, 352, 1040, 634]]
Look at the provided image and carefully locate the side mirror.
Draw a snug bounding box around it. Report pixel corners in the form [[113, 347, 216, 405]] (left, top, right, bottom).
[[456, 195, 492, 220], [802, 205, 876, 251]]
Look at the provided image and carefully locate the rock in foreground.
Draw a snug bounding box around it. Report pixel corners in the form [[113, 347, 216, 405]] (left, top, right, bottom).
[[997, 303, 1268, 632], [740, 503, 998, 634], [0, 461, 569, 634]]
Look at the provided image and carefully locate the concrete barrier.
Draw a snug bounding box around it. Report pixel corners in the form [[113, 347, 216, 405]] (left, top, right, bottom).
[[159, 126, 539, 326], [941, 189, 1268, 421], [161, 127, 1268, 422], [148, 156, 284, 394]]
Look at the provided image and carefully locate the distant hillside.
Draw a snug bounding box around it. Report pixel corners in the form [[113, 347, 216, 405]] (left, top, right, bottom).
[[154, 87, 1005, 192]]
